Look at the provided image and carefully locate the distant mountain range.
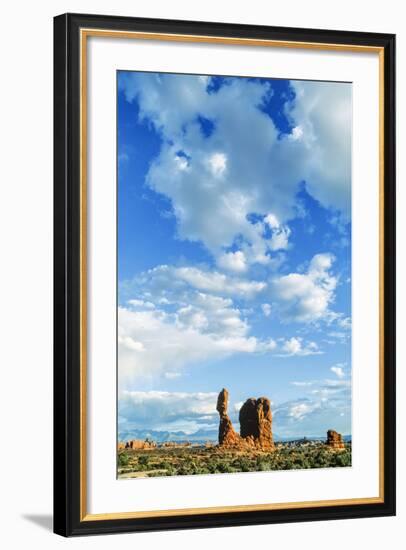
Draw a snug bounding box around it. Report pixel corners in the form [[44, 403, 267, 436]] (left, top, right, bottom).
[[118, 428, 351, 444], [118, 427, 219, 443]]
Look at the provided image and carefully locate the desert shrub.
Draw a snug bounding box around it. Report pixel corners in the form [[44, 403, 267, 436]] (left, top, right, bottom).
[[137, 455, 150, 469], [216, 461, 236, 473], [117, 452, 129, 467], [258, 461, 272, 471], [236, 457, 252, 472], [117, 443, 352, 479], [333, 450, 351, 467]]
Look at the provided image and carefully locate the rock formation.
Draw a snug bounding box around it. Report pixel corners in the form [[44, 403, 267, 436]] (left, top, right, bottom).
[[239, 397, 275, 450], [124, 439, 157, 450], [326, 429, 345, 450], [216, 388, 242, 447], [161, 441, 191, 448], [217, 388, 275, 451]]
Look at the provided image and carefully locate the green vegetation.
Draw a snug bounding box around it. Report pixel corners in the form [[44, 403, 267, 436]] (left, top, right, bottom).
[[117, 442, 352, 479], [117, 451, 129, 467]]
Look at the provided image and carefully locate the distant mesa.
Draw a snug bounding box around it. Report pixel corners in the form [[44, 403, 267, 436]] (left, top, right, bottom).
[[124, 439, 157, 450], [217, 388, 275, 451], [160, 441, 191, 448], [326, 429, 345, 450]]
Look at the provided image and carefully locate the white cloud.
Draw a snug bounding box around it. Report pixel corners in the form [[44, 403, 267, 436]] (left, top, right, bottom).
[[118, 335, 145, 352], [261, 303, 272, 317], [310, 379, 351, 401], [338, 316, 352, 330], [269, 224, 291, 251], [208, 152, 227, 176], [264, 213, 280, 229], [264, 214, 291, 251], [136, 264, 266, 299], [119, 265, 278, 388], [330, 364, 346, 378], [119, 281, 311, 386], [174, 266, 267, 297], [262, 338, 277, 351], [289, 125, 304, 141], [272, 253, 338, 323], [273, 375, 351, 437], [288, 401, 321, 420], [276, 337, 322, 357], [118, 298, 260, 387], [176, 294, 249, 338], [119, 390, 218, 433], [119, 73, 351, 271], [217, 250, 248, 273], [283, 337, 302, 355], [287, 80, 352, 220]]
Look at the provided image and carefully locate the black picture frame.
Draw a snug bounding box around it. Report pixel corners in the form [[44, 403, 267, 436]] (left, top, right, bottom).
[[54, 12, 396, 537]]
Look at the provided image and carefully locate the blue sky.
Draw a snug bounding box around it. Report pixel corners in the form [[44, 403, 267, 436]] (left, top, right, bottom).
[[117, 71, 352, 440]]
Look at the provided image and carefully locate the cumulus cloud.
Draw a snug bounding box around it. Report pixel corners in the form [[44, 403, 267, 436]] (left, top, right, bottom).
[[119, 73, 351, 269], [338, 316, 352, 330], [119, 390, 219, 433], [118, 304, 258, 387], [310, 379, 351, 401], [264, 214, 291, 251], [217, 250, 248, 273], [118, 335, 145, 352], [272, 253, 338, 323], [276, 337, 322, 357], [175, 266, 267, 296], [273, 375, 351, 436], [133, 264, 266, 300], [287, 80, 352, 221], [330, 364, 346, 378], [287, 401, 321, 420], [118, 300, 303, 387]]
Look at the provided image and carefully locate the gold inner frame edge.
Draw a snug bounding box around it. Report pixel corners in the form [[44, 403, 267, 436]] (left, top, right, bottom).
[[79, 28, 385, 522]]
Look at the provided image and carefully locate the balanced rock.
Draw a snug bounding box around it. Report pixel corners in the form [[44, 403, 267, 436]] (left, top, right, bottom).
[[217, 389, 275, 451], [239, 397, 275, 450], [217, 388, 242, 447], [326, 429, 345, 450]]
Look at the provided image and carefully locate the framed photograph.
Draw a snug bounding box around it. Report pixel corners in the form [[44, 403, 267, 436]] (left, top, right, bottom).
[[54, 13, 396, 536]]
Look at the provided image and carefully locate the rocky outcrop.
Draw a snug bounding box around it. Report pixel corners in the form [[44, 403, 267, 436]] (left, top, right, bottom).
[[217, 389, 242, 447], [239, 397, 275, 450], [160, 441, 191, 448], [217, 389, 275, 451], [124, 439, 157, 450], [326, 430, 345, 450]]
